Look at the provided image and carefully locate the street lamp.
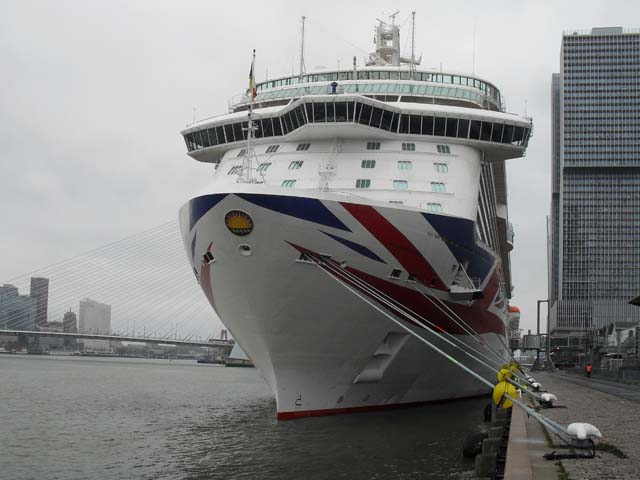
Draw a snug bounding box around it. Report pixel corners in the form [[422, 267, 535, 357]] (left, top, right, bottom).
[[536, 299, 549, 368]]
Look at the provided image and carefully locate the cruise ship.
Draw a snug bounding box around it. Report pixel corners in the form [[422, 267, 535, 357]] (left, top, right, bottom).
[[179, 18, 532, 419]]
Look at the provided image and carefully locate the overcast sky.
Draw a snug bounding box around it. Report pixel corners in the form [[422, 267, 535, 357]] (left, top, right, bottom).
[[2, 0, 639, 335]]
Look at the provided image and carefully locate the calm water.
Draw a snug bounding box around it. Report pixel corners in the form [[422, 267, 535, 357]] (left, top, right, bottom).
[[1, 355, 487, 479]]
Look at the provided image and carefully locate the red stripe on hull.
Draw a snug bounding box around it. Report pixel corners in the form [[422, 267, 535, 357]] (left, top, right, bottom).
[[341, 202, 447, 290], [277, 392, 491, 420], [346, 267, 505, 336]]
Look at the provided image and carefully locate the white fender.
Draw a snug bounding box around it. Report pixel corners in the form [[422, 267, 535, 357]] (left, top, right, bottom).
[[540, 393, 557, 404], [567, 422, 602, 440]]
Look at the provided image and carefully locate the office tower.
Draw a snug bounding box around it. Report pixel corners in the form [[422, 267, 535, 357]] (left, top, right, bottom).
[[0, 284, 35, 330], [549, 27, 640, 346], [78, 299, 111, 334], [30, 277, 49, 328]]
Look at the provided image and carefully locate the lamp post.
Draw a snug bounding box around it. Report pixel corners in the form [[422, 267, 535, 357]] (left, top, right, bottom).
[[536, 299, 549, 368]]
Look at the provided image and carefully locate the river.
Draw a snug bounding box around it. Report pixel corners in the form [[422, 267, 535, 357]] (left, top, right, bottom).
[[1, 355, 487, 479]]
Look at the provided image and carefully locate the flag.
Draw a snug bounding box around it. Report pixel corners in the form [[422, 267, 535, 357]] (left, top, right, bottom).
[[248, 50, 257, 100]]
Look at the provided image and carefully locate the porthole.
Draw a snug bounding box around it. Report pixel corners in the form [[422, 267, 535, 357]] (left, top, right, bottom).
[[238, 244, 252, 256]]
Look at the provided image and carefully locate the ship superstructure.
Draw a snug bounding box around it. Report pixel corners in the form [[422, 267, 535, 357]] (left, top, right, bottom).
[[179, 18, 532, 418]]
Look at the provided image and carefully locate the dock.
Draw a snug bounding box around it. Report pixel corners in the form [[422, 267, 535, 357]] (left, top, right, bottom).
[[503, 371, 640, 479]]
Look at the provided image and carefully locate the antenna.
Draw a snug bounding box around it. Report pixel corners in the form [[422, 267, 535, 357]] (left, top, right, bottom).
[[410, 11, 416, 80], [299, 16, 306, 79], [472, 18, 477, 75]]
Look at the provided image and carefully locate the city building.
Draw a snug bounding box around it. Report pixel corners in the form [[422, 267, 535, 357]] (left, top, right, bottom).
[[62, 310, 78, 333], [29, 277, 49, 328], [0, 283, 35, 330], [78, 298, 111, 334], [549, 27, 640, 352], [79, 298, 112, 352]]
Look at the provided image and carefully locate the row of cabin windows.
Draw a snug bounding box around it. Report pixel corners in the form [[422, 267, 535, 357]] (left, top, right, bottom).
[[355, 180, 447, 192], [232, 160, 448, 176], [184, 100, 530, 151], [238, 142, 443, 157], [254, 71, 502, 105], [388, 201, 444, 212]]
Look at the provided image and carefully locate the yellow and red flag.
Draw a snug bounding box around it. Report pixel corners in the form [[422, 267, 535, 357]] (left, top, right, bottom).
[[248, 50, 257, 100]]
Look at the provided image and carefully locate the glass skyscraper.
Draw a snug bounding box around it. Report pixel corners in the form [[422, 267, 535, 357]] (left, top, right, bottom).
[[549, 27, 640, 346]]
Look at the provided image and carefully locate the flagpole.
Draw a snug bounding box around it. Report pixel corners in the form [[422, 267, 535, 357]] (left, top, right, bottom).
[[246, 49, 256, 183]]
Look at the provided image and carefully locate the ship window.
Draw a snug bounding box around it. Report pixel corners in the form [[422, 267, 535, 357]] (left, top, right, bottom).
[[355, 179, 371, 189], [426, 203, 443, 212], [233, 122, 244, 141], [389, 269, 402, 279], [273, 118, 283, 136], [390, 112, 399, 132], [388, 200, 404, 205], [422, 116, 434, 135], [305, 103, 314, 123], [370, 107, 383, 128], [512, 126, 525, 146], [262, 118, 274, 137], [361, 160, 376, 169], [445, 118, 458, 138], [215, 126, 225, 144], [436, 145, 451, 154], [281, 179, 296, 188], [457, 119, 470, 138], [402, 142, 415, 151], [326, 102, 335, 122], [366, 142, 381, 151], [289, 110, 300, 130], [335, 102, 348, 122], [197, 130, 210, 148], [469, 120, 481, 140], [288, 160, 304, 170], [296, 143, 311, 151], [237, 149, 247, 157], [434, 117, 446, 136], [266, 145, 280, 153], [203, 251, 215, 265], [359, 104, 372, 125], [502, 124, 514, 144], [282, 112, 293, 133], [410, 115, 421, 134], [434, 163, 448, 173], [224, 124, 235, 143], [397, 161, 412, 170], [346, 101, 355, 121], [314, 102, 326, 122], [295, 106, 306, 126], [207, 128, 218, 146], [258, 162, 271, 172], [228, 165, 242, 175], [407, 273, 417, 283], [389, 72, 400, 80], [393, 180, 409, 190], [399, 114, 409, 134], [381, 110, 394, 131], [431, 182, 446, 193], [491, 123, 504, 143], [253, 121, 263, 139], [480, 121, 492, 141]]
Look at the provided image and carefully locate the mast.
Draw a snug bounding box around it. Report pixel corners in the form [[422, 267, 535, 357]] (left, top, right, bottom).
[[241, 49, 258, 183], [299, 16, 306, 79], [410, 11, 416, 80]]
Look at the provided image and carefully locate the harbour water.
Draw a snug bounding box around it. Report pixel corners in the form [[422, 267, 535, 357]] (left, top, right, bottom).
[[1, 355, 487, 479]]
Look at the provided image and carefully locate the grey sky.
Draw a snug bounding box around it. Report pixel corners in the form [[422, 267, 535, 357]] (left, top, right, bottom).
[[2, 0, 639, 335]]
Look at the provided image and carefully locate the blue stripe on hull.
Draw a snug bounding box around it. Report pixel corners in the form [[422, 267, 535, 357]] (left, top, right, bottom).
[[237, 193, 351, 232], [421, 212, 495, 281], [189, 194, 228, 231]]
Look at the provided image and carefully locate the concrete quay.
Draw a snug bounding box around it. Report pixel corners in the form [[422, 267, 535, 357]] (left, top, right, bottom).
[[503, 371, 640, 479]]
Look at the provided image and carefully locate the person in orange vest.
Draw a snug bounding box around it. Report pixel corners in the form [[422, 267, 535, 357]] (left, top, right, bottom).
[[586, 363, 593, 379]]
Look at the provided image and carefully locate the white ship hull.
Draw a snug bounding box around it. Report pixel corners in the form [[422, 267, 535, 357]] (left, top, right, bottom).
[[180, 187, 509, 419]]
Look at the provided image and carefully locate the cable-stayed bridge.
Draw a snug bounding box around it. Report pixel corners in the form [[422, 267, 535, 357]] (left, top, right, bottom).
[[0, 221, 228, 350]]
